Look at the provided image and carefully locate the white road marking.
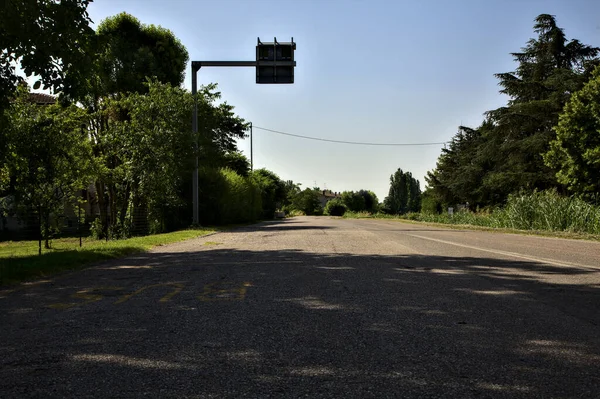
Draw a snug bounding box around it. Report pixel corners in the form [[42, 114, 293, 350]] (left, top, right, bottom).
[[406, 234, 599, 271]]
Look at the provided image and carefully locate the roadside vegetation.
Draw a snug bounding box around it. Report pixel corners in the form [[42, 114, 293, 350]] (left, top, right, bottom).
[[341, 15, 600, 240], [2, 6, 600, 287], [344, 190, 600, 237]]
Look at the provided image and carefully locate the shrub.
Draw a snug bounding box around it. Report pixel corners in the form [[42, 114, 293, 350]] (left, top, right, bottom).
[[292, 189, 323, 215], [197, 167, 261, 225], [219, 168, 261, 224], [325, 198, 347, 216]]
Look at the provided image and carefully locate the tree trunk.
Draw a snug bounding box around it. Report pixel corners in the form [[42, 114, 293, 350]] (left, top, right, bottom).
[[95, 180, 108, 238], [44, 215, 50, 249]]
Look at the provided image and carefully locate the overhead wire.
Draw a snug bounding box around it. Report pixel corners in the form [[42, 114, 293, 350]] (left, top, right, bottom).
[[252, 126, 448, 147]]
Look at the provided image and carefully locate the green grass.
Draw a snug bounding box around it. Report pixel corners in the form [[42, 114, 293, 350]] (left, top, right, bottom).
[[0, 228, 219, 286]]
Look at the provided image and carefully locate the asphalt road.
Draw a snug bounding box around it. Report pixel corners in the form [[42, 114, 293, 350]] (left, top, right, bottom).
[[1, 216, 600, 398]]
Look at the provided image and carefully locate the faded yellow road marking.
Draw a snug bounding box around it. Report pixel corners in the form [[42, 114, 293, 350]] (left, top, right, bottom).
[[198, 282, 252, 302], [48, 287, 123, 310], [114, 283, 184, 304]]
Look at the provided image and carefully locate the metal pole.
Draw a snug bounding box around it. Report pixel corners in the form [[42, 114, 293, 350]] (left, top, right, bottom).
[[250, 122, 253, 171], [192, 64, 199, 225]]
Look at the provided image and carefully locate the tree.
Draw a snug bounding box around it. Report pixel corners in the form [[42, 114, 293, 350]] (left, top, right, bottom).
[[222, 152, 251, 177], [341, 191, 366, 212], [85, 14, 193, 236], [484, 14, 599, 199], [292, 188, 323, 215], [94, 12, 188, 97], [252, 168, 286, 218], [3, 88, 92, 250], [0, 0, 95, 108], [324, 198, 347, 216], [425, 14, 599, 208], [544, 66, 600, 201], [358, 190, 379, 213], [118, 81, 196, 233], [384, 168, 421, 214]]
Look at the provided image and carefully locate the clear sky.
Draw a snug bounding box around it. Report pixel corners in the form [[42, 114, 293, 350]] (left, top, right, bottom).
[[86, 0, 600, 200]]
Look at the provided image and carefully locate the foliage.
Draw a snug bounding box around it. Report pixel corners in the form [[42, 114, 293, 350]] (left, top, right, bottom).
[[384, 168, 422, 214], [218, 168, 261, 224], [420, 188, 444, 214], [252, 168, 286, 218], [3, 88, 93, 248], [358, 190, 379, 213], [340, 190, 380, 213], [349, 191, 600, 236], [544, 66, 600, 202], [341, 191, 366, 212], [282, 180, 301, 207], [222, 152, 251, 177], [324, 198, 347, 216], [425, 14, 600, 208], [0, 0, 95, 108], [291, 188, 323, 216], [197, 167, 261, 225], [94, 12, 188, 97]]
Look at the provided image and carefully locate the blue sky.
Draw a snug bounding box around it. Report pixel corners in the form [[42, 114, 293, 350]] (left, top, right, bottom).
[[86, 0, 600, 200]]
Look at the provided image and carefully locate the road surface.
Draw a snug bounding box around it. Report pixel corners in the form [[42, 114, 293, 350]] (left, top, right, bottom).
[[1, 216, 600, 398]]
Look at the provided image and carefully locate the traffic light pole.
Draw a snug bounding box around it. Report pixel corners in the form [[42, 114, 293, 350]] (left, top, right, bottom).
[[191, 40, 296, 225]]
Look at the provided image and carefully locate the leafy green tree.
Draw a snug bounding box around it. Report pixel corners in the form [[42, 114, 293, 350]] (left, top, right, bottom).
[[0, 0, 95, 108], [119, 81, 196, 233], [3, 89, 92, 250], [484, 14, 599, 198], [324, 198, 347, 216], [282, 180, 301, 208], [426, 14, 599, 208], [252, 168, 286, 218], [544, 66, 600, 201], [222, 152, 251, 177], [341, 191, 366, 212], [292, 188, 323, 215], [384, 168, 421, 214], [93, 12, 188, 97], [358, 190, 379, 213], [84, 14, 194, 236]]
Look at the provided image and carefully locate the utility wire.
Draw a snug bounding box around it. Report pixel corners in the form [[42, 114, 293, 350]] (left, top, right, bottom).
[[253, 126, 448, 146]]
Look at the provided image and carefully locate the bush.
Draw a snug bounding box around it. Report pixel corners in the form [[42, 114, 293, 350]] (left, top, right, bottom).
[[197, 167, 261, 225], [341, 191, 366, 212], [219, 168, 262, 224], [252, 169, 286, 219], [325, 198, 347, 216], [292, 189, 323, 215]]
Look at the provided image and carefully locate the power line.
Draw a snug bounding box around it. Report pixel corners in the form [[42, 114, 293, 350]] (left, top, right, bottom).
[[253, 126, 448, 146]]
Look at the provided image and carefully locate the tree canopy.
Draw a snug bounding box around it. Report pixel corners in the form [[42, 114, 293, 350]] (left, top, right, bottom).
[[0, 0, 95, 108], [544, 66, 600, 201], [425, 14, 600, 209]]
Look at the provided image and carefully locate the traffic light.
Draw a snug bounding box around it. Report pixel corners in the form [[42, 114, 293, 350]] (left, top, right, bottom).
[[256, 37, 296, 84]]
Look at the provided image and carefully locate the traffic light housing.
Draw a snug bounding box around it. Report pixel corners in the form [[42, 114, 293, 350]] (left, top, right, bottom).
[[256, 37, 296, 84]]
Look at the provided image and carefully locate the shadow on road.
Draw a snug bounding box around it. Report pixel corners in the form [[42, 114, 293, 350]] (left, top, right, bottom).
[[1, 244, 599, 397]]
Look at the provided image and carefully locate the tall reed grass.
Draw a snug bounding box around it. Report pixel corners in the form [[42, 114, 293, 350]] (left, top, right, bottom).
[[344, 191, 600, 235]]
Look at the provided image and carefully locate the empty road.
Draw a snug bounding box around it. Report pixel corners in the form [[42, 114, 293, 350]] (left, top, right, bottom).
[[1, 216, 600, 398]]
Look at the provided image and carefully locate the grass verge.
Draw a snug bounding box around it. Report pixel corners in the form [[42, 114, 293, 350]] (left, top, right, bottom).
[[0, 228, 219, 286]]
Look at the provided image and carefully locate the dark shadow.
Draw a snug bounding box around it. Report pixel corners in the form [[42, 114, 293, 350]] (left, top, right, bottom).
[[229, 219, 334, 232], [1, 246, 599, 397]]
